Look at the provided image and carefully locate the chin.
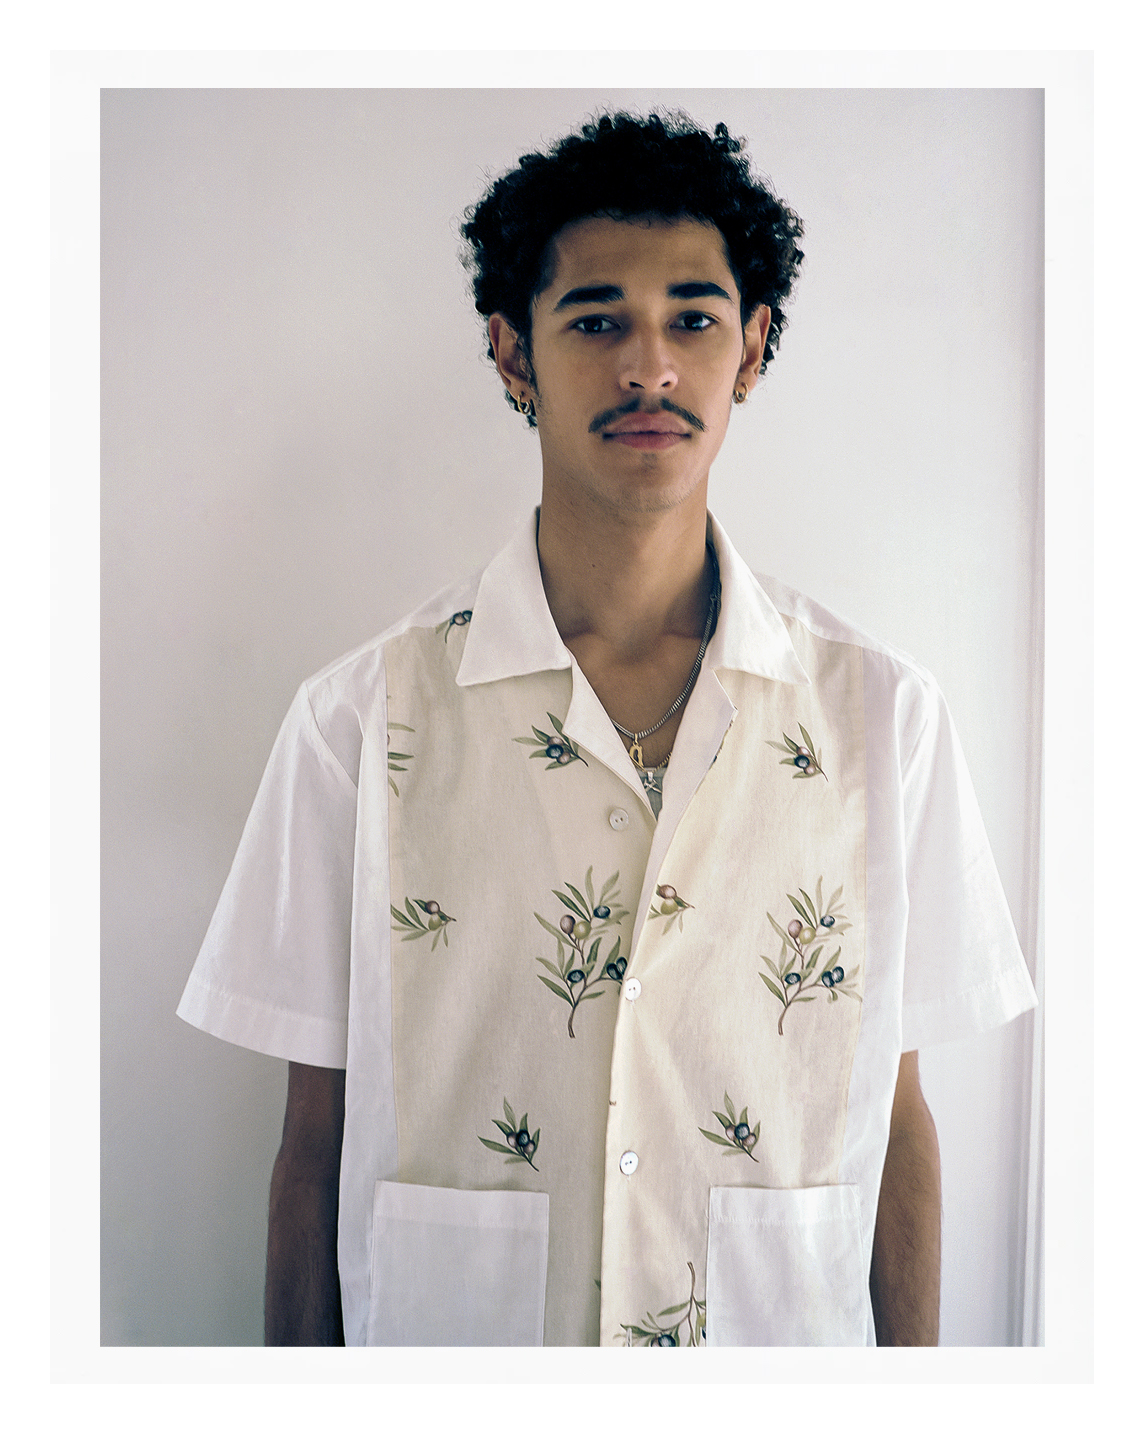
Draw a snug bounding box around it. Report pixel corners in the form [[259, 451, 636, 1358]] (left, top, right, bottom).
[[602, 474, 707, 518]]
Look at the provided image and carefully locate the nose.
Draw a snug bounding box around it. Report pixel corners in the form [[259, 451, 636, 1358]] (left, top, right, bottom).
[[618, 326, 678, 394]]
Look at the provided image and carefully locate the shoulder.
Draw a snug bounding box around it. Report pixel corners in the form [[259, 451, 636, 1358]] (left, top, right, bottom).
[[293, 569, 483, 785], [754, 572, 945, 751]]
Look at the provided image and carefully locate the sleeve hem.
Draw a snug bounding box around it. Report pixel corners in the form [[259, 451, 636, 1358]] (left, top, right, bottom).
[[901, 958, 1038, 1051], [176, 974, 348, 1069]]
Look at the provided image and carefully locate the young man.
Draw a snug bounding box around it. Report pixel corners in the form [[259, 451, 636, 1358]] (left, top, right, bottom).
[[178, 112, 1036, 1347]]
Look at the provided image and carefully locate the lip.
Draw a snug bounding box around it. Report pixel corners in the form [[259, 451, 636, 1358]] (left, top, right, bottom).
[[603, 413, 691, 436], [602, 413, 691, 449], [604, 431, 689, 450]]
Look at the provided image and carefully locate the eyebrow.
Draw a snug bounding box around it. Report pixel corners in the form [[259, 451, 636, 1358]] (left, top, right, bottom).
[[552, 280, 734, 311]]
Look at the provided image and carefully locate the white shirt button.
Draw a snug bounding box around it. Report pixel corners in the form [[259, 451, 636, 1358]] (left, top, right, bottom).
[[608, 807, 630, 831], [619, 1150, 639, 1175], [623, 977, 642, 1001]]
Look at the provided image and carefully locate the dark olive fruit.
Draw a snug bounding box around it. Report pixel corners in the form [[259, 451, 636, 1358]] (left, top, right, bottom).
[[784, 972, 801, 986], [832, 966, 845, 982], [605, 963, 619, 980], [734, 1123, 750, 1141], [656, 1334, 677, 1346], [820, 914, 835, 927], [822, 971, 835, 988], [545, 743, 564, 759], [593, 905, 611, 919], [794, 754, 811, 769], [616, 957, 628, 975], [559, 915, 576, 935], [568, 969, 585, 984]]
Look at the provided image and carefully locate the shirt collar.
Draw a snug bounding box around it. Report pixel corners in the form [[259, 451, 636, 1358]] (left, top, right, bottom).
[[455, 508, 810, 689]]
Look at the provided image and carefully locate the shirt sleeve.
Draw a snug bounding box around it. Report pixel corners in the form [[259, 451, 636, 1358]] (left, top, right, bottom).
[[898, 671, 1037, 1050], [176, 681, 360, 1068]]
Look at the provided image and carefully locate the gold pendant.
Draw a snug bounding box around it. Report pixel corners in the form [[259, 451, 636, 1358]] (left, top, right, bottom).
[[629, 739, 644, 769]]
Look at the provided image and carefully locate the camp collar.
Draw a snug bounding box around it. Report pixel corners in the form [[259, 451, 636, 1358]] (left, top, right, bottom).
[[455, 509, 810, 690]]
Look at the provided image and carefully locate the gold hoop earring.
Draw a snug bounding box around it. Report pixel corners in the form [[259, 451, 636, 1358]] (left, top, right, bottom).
[[515, 392, 535, 418], [733, 385, 748, 405]]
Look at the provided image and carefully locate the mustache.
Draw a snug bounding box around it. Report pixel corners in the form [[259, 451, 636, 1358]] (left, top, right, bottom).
[[588, 397, 706, 435]]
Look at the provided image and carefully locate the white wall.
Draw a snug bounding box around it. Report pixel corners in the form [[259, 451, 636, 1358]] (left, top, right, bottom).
[[100, 86, 1042, 1346]]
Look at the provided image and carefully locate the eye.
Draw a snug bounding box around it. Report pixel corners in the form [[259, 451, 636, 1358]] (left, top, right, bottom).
[[570, 314, 620, 335], [674, 311, 716, 332]]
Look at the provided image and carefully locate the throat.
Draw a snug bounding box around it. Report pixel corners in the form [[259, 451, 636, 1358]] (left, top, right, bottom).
[[579, 539, 721, 773]]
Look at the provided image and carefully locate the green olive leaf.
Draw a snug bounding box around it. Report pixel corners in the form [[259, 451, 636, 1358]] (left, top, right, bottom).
[[537, 975, 573, 1005], [535, 913, 567, 942], [767, 911, 793, 944], [478, 1137, 515, 1156]]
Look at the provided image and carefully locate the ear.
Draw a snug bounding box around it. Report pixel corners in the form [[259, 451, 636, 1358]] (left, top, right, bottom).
[[737, 305, 771, 396], [488, 314, 533, 397]]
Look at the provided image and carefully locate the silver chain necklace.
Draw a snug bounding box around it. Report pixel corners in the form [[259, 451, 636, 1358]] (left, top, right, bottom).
[[613, 544, 720, 769]]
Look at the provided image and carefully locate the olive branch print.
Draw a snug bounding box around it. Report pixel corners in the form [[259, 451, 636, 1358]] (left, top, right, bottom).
[[435, 608, 472, 642], [513, 711, 588, 769], [766, 725, 827, 780], [620, 1262, 706, 1346], [478, 1098, 540, 1170], [760, 879, 859, 1034], [535, 867, 629, 1038], [647, 883, 692, 933], [391, 897, 454, 950], [387, 720, 414, 796], [699, 1093, 760, 1161]]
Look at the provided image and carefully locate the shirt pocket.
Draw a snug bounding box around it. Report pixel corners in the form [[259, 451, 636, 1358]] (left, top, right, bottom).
[[366, 1181, 549, 1346], [705, 1184, 870, 1346]]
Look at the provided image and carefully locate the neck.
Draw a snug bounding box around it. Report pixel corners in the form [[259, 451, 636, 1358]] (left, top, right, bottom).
[[536, 487, 713, 658]]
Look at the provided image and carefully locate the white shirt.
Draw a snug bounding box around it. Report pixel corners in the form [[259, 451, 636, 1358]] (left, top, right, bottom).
[[178, 511, 1036, 1346]]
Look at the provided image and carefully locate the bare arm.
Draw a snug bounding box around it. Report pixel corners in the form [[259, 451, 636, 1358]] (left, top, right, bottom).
[[265, 1061, 347, 1345], [869, 1049, 942, 1346]]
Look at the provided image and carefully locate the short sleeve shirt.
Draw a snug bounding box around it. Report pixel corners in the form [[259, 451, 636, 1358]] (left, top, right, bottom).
[[178, 511, 1036, 1347]]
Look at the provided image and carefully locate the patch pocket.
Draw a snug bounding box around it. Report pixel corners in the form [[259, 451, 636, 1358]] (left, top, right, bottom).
[[705, 1184, 870, 1346], [366, 1181, 549, 1346]]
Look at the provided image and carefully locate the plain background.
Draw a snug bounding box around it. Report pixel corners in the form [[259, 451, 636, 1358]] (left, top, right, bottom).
[[100, 86, 1044, 1348]]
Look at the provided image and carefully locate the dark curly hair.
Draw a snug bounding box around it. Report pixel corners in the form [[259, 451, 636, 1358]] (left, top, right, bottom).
[[461, 110, 805, 424]]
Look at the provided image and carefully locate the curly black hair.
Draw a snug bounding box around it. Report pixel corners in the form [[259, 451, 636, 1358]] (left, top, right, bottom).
[[461, 110, 805, 423]]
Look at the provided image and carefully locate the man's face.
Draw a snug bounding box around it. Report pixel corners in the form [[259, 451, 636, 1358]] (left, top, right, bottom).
[[501, 214, 767, 520]]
